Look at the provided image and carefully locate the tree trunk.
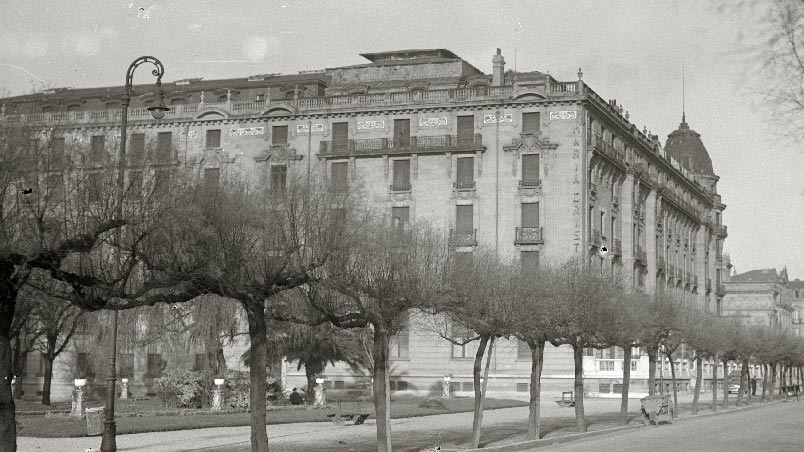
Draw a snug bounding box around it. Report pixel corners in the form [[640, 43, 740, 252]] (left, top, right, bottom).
[[304, 367, 317, 405], [668, 352, 678, 414], [470, 335, 490, 449], [692, 356, 702, 414], [41, 353, 53, 406], [526, 339, 545, 440], [0, 264, 19, 452], [471, 337, 494, 448], [769, 363, 777, 402], [246, 302, 269, 452], [572, 345, 586, 433], [372, 326, 392, 452], [620, 346, 631, 425], [659, 353, 665, 395], [722, 358, 729, 409], [648, 346, 657, 396], [736, 360, 746, 406], [711, 355, 718, 412], [761, 364, 768, 402]]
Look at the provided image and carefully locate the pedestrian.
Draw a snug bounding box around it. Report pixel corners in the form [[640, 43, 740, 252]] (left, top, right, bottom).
[[289, 387, 304, 405], [751, 376, 757, 396]]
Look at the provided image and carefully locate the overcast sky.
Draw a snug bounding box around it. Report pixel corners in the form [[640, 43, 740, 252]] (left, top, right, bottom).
[[2, 0, 802, 279]]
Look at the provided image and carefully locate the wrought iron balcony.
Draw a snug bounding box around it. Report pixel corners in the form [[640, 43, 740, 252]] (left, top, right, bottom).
[[519, 179, 541, 188], [320, 134, 484, 157], [591, 229, 601, 247], [515, 227, 544, 245], [634, 247, 647, 265], [390, 183, 412, 192], [611, 239, 622, 256], [716, 224, 728, 237], [592, 134, 626, 166], [657, 256, 666, 272], [453, 181, 476, 190], [450, 228, 477, 247]]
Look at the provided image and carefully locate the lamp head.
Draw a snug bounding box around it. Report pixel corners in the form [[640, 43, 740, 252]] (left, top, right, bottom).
[[214, 378, 225, 386], [121, 378, 129, 384], [315, 378, 324, 385], [148, 86, 169, 120]]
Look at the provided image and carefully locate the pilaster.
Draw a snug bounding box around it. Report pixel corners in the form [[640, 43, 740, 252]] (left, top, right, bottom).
[[645, 190, 658, 294], [621, 172, 635, 286]]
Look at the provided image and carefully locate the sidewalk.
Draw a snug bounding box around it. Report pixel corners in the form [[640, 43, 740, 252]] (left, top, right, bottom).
[[16, 392, 758, 452]]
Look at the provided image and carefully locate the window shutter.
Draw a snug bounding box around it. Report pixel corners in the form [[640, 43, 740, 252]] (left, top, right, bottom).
[[331, 162, 348, 192], [522, 112, 540, 134], [157, 132, 173, 161], [332, 122, 348, 144], [457, 115, 474, 138], [130, 133, 145, 164], [522, 154, 539, 182], [393, 160, 410, 187]]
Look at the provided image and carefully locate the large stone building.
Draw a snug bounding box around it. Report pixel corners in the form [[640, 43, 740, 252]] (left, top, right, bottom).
[[722, 268, 798, 333], [2, 48, 728, 400]]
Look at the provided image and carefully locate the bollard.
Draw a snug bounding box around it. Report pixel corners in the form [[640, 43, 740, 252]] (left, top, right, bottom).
[[71, 379, 87, 417], [212, 378, 225, 410], [441, 375, 452, 399], [314, 377, 326, 406]]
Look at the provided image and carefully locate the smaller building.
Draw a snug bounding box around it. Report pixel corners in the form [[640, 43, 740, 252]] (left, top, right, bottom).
[[789, 278, 804, 337], [722, 267, 796, 332]]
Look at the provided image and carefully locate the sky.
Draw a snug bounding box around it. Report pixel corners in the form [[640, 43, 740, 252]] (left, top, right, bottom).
[[1, 0, 802, 279]]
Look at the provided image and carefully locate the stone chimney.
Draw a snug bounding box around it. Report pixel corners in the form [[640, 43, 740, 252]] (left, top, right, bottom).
[[492, 48, 505, 86]]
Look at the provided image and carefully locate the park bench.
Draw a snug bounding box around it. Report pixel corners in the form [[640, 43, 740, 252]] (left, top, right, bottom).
[[326, 413, 371, 426], [781, 385, 800, 401], [640, 394, 674, 426], [555, 391, 575, 407]]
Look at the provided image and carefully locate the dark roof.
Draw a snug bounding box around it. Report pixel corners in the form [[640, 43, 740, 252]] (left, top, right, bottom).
[[664, 114, 715, 175], [730, 268, 779, 283], [359, 49, 461, 63]]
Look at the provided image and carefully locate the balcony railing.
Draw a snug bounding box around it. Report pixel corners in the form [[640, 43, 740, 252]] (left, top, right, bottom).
[[320, 134, 484, 157], [657, 256, 666, 272], [390, 183, 412, 192], [519, 179, 541, 188], [454, 181, 476, 190], [716, 224, 728, 237], [450, 229, 478, 247], [611, 239, 622, 256], [592, 134, 626, 166], [634, 247, 647, 265], [515, 227, 544, 245], [591, 229, 601, 247]]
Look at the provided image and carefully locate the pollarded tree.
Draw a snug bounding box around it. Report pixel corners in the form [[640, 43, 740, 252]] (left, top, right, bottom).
[[679, 309, 722, 414], [548, 257, 624, 433]]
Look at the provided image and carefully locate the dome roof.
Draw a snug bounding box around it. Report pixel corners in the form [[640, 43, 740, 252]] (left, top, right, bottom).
[[664, 114, 714, 175]]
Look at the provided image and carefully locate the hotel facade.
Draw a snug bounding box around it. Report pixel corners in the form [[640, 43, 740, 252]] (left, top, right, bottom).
[[2, 48, 728, 400]]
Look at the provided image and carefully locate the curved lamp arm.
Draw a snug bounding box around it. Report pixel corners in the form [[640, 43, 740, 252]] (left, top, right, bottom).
[[125, 56, 165, 94]]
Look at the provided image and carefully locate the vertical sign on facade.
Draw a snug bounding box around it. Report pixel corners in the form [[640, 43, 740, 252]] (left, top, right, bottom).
[[572, 122, 582, 253]]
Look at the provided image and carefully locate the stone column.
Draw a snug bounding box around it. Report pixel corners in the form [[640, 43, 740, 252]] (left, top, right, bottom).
[[620, 172, 635, 286], [645, 190, 658, 294]]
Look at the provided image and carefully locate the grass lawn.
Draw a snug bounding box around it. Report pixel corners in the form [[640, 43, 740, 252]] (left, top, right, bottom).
[[17, 397, 528, 438]]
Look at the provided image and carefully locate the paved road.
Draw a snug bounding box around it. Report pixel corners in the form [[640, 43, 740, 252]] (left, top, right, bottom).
[[535, 401, 804, 452]]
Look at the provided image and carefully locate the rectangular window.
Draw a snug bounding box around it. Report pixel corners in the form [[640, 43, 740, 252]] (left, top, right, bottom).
[[256, 94, 265, 102], [157, 132, 173, 161], [391, 206, 409, 231], [520, 250, 539, 275], [126, 171, 143, 200], [599, 383, 611, 393], [46, 173, 64, 201], [50, 137, 65, 169], [332, 122, 349, 149], [272, 125, 288, 145], [330, 161, 348, 193], [271, 165, 287, 194], [462, 382, 474, 392], [205, 129, 221, 149], [87, 172, 102, 202], [631, 360, 639, 372], [456, 205, 473, 232], [457, 115, 474, 138], [204, 168, 220, 191], [521, 154, 539, 185], [146, 353, 163, 378], [522, 112, 540, 135], [90, 135, 105, 163], [394, 119, 410, 148], [130, 133, 145, 165], [451, 322, 474, 358], [456, 157, 474, 189], [599, 361, 615, 371], [77, 353, 95, 378], [521, 203, 539, 228], [390, 313, 409, 359], [119, 353, 134, 378], [392, 159, 411, 190], [600, 211, 606, 238], [334, 380, 345, 390], [517, 339, 531, 360], [611, 217, 617, 240]]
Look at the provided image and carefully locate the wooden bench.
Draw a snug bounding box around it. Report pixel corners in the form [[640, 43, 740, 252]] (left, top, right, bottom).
[[555, 391, 575, 407], [326, 413, 371, 426]]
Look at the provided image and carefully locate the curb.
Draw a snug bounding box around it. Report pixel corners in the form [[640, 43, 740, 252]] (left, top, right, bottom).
[[443, 398, 790, 452]]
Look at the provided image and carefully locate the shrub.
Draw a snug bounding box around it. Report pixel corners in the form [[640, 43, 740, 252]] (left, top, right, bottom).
[[221, 370, 286, 409], [418, 398, 448, 410], [154, 369, 211, 408]]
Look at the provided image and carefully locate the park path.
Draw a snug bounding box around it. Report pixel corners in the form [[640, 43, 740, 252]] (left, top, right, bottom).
[[17, 392, 727, 452]]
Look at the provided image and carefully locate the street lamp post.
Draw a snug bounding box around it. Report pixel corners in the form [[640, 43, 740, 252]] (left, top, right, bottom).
[[100, 56, 169, 452]]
